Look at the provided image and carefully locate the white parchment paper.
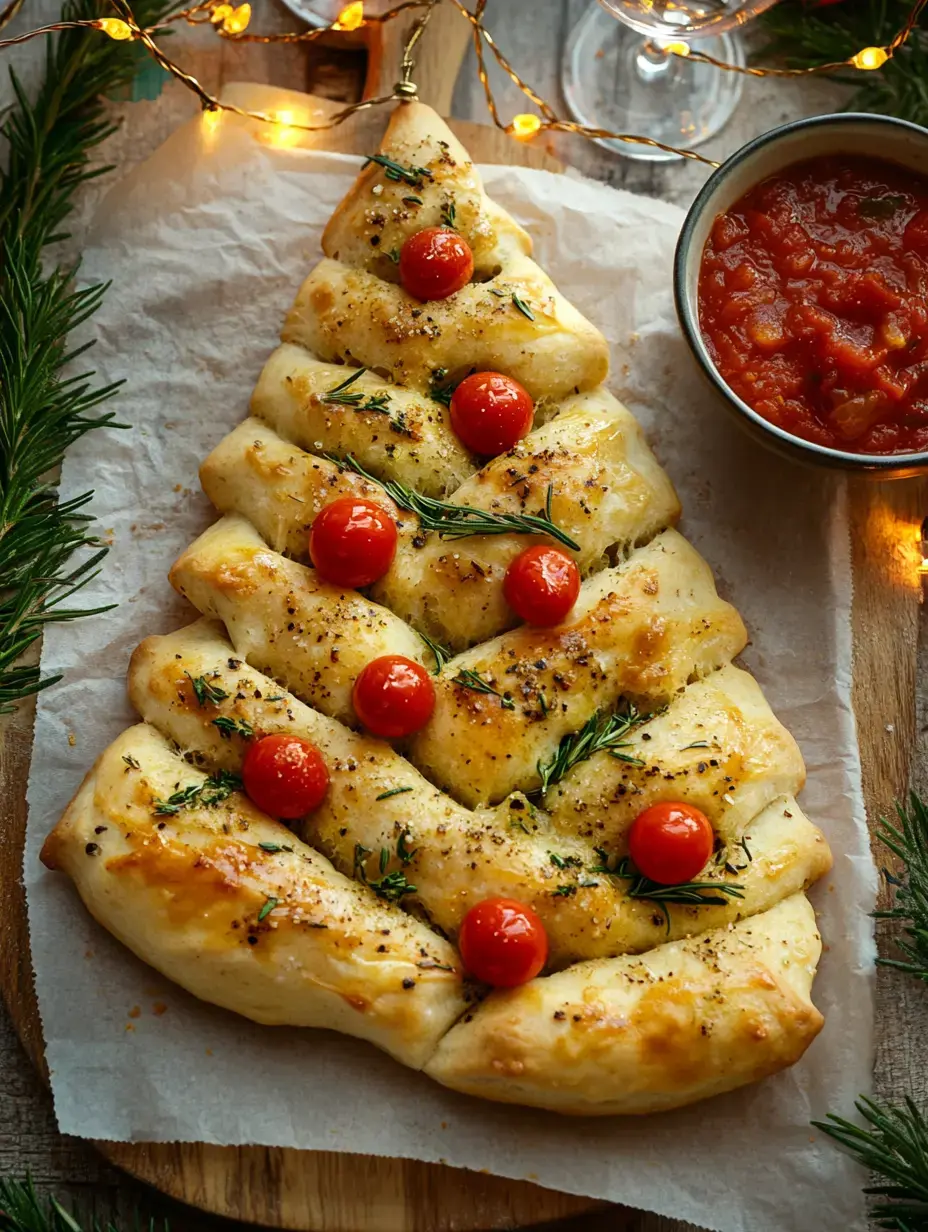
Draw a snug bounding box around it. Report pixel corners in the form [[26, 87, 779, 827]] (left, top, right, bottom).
[[24, 85, 877, 1232]]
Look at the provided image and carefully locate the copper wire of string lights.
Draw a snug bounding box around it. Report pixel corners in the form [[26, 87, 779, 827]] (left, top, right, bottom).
[[0, 0, 926, 160]]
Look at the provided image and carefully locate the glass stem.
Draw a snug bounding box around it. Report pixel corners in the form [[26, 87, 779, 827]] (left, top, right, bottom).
[[635, 37, 675, 83]]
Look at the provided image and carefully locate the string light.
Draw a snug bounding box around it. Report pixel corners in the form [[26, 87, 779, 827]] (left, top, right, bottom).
[[852, 46, 890, 71], [334, 2, 365, 31], [221, 3, 250, 34], [95, 17, 133, 39], [0, 0, 925, 164], [510, 113, 541, 140]]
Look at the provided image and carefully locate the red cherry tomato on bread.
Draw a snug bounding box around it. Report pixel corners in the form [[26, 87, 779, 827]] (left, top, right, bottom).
[[243, 734, 329, 820], [309, 497, 397, 590], [628, 802, 714, 885], [399, 227, 474, 301], [353, 655, 435, 739], [504, 545, 580, 626], [449, 371, 534, 455], [459, 897, 548, 987]]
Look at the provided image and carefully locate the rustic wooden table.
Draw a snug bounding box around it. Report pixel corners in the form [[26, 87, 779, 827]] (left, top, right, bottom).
[[3, 3, 926, 1230]]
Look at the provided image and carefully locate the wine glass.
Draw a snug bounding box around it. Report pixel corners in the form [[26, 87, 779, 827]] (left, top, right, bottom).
[[562, 1, 780, 162]]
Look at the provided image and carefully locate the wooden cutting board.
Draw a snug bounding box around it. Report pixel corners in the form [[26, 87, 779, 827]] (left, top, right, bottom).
[[1, 6, 925, 1230]]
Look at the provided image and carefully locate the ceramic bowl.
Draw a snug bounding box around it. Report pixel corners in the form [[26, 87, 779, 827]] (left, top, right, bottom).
[[674, 113, 928, 479]]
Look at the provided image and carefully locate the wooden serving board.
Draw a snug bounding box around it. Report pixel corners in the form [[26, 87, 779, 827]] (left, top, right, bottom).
[[1, 7, 926, 1231]]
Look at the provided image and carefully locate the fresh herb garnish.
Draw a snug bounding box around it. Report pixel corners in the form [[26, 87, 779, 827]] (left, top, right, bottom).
[[591, 847, 744, 932], [363, 153, 434, 188], [153, 769, 242, 815], [257, 896, 278, 922], [440, 200, 456, 228], [512, 292, 535, 321], [376, 786, 414, 801], [419, 630, 450, 673], [552, 884, 577, 897], [385, 247, 401, 264], [212, 716, 254, 741], [185, 671, 228, 707], [680, 740, 709, 751], [328, 454, 580, 550], [536, 707, 649, 795], [488, 287, 507, 297], [354, 841, 418, 902], [402, 195, 423, 205], [321, 371, 412, 435], [858, 194, 907, 219], [122, 754, 140, 769], [549, 851, 583, 870], [397, 830, 416, 864], [451, 668, 515, 710], [258, 841, 294, 853]]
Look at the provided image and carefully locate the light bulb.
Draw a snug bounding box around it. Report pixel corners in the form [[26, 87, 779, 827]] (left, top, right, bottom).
[[222, 3, 251, 34], [663, 41, 690, 57], [334, 2, 364, 31], [852, 46, 889, 70], [510, 113, 541, 140], [97, 17, 133, 39], [210, 3, 233, 22]]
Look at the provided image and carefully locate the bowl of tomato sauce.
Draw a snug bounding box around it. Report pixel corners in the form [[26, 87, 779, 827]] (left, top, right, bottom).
[[674, 113, 928, 477]]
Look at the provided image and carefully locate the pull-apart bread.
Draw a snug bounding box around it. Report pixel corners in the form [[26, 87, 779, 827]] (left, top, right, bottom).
[[43, 102, 831, 1116]]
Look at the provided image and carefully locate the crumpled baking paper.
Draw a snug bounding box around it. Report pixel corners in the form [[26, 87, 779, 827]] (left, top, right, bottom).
[[24, 84, 876, 1232]]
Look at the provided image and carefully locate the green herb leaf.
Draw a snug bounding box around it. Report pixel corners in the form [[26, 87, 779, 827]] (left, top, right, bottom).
[[152, 769, 242, 816], [376, 786, 414, 801], [321, 367, 369, 405], [257, 896, 278, 922], [440, 200, 457, 228], [536, 707, 650, 795], [328, 456, 579, 550], [122, 754, 140, 769], [451, 668, 515, 709], [185, 671, 229, 707], [549, 851, 583, 870], [403, 195, 423, 205], [418, 630, 450, 673], [873, 792, 928, 981], [591, 848, 744, 932], [211, 716, 255, 741], [858, 194, 907, 218], [259, 841, 294, 853], [512, 292, 535, 321], [363, 153, 434, 187]]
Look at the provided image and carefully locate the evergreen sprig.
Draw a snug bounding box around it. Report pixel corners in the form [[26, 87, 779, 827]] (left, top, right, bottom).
[[873, 792, 928, 982], [0, 0, 181, 714], [0, 1176, 168, 1231], [757, 1, 928, 126]]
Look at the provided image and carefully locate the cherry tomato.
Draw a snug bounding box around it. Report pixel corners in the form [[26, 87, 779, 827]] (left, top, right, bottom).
[[449, 371, 534, 455], [399, 227, 474, 301], [242, 734, 329, 820], [458, 897, 548, 988], [309, 497, 397, 590], [352, 655, 435, 739], [504, 545, 580, 626], [628, 802, 714, 886]]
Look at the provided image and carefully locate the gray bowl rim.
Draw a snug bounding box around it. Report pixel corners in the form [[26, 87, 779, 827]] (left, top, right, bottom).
[[673, 111, 928, 473]]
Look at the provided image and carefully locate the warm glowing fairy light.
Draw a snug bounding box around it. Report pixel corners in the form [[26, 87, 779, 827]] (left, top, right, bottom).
[[96, 17, 133, 39], [664, 41, 690, 57], [852, 45, 889, 70], [210, 3, 232, 22], [202, 105, 222, 135], [222, 2, 251, 34], [510, 113, 541, 140], [334, 2, 364, 31]]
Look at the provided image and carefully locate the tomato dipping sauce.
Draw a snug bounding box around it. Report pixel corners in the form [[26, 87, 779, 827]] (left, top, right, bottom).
[[698, 155, 928, 455]]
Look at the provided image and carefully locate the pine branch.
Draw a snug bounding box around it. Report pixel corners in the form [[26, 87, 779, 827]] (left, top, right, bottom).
[[0, 0, 182, 714], [757, 1, 928, 126], [873, 792, 928, 982], [0, 1176, 168, 1231], [813, 1097, 928, 1231]]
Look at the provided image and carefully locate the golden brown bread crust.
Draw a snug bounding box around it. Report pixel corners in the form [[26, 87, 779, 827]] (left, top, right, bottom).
[[424, 895, 824, 1115], [41, 723, 466, 1069]]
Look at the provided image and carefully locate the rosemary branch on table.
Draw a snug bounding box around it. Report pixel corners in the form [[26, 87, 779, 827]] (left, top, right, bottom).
[[0, 0, 182, 714], [328, 453, 581, 550]]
